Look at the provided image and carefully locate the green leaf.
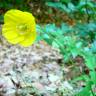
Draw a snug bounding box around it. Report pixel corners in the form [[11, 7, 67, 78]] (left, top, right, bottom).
[[46, 2, 70, 13], [60, 0, 71, 4], [84, 54, 96, 70], [0, 15, 4, 23], [90, 71, 96, 84], [76, 81, 92, 96]]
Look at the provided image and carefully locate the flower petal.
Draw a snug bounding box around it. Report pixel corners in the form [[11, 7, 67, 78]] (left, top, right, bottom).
[[4, 9, 24, 23], [19, 31, 36, 47], [23, 12, 35, 23], [7, 36, 25, 44], [2, 23, 19, 39], [3, 31, 19, 40]]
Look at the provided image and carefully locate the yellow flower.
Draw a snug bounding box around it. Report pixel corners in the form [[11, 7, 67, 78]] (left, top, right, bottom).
[[2, 9, 36, 47]]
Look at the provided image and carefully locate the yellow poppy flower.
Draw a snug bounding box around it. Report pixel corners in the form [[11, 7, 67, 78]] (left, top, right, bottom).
[[2, 9, 36, 47]]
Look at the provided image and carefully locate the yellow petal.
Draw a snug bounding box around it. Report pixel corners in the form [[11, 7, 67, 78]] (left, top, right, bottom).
[[3, 31, 19, 40], [19, 31, 36, 47], [4, 9, 35, 24], [2, 22, 16, 29], [4, 9, 24, 23], [2, 23, 19, 40], [23, 12, 35, 23], [7, 36, 25, 44]]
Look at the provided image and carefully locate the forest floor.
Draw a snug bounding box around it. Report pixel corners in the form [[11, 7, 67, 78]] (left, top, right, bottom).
[[0, 25, 76, 96]]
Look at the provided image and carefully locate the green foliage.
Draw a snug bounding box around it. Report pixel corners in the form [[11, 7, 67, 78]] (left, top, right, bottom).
[[0, 15, 3, 23], [46, 0, 96, 21], [37, 21, 96, 61], [37, 21, 96, 95], [0, 0, 29, 10], [76, 81, 93, 96]]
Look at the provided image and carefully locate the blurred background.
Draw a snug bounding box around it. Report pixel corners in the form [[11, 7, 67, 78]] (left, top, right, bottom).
[[0, 1, 96, 96], [0, 0, 95, 24]]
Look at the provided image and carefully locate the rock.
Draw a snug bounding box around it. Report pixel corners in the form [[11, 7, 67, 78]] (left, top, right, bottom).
[[48, 74, 60, 83], [32, 82, 44, 91]]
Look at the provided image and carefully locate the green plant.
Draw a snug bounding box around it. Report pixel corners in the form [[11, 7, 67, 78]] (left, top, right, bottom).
[[46, 0, 96, 21], [37, 21, 96, 95], [36, 1, 96, 95], [73, 52, 96, 96]]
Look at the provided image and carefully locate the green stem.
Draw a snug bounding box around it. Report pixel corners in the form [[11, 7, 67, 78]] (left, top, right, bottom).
[[91, 88, 95, 96]]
